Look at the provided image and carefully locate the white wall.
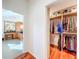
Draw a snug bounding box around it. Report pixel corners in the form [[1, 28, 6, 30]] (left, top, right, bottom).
[[26, 0, 57, 59]]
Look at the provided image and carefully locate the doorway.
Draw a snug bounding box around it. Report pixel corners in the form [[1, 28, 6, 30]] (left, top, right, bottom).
[[47, 1, 77, 59], [2, 9, 24, 59]]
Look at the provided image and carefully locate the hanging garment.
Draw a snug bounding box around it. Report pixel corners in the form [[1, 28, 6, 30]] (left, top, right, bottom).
[[65, 35, 68, 48], [70, 37, 74, 51], [58, 34, 61, 50], [67, 36, 70, 50], [74, 36, 77, 52], [67, 16, 69, 31], [50, 21, 52, 33], [63, 35, 66, 47], [70, 16, 73, 31], [74, 16, 77, 31], [52, 22, 54, 33], [73, 16, 75, 31], [63, 16, 68, 31], [61, 35, 65, 48], [57, 22, 63, 33]]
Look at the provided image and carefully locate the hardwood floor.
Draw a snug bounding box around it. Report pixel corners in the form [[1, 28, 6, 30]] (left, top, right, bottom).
[[15, 52, 36, 59], [50, 46, 76, 59]]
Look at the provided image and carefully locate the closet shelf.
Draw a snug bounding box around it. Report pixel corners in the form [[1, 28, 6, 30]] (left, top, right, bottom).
[[51, 32, 77, 35], [50, 15, 61, 20], [63, 11, 77, 16], [63, 32, 77, 34], [50, 12, 77, 20]]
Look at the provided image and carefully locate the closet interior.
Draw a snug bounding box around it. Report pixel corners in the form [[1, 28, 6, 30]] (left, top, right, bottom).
[[49, 5, 77, 59]]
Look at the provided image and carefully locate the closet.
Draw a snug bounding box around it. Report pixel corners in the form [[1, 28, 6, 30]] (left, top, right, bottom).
[[50, 5, 77, 53]]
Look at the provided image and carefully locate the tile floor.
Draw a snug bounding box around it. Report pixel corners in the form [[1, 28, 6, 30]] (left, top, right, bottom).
[[2, 40, 23, 59]]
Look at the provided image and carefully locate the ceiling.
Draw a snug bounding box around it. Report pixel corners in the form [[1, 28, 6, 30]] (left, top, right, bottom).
[[48, 0, 77, 13], [49, 0, 76, 8], [2, 9, 24, 22]]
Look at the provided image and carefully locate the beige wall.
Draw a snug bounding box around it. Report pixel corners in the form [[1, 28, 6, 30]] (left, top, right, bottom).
[[16, 22, 23, 32]]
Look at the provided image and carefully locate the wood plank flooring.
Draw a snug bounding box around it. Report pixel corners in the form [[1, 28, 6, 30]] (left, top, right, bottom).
[[50, 46, 76, 59]]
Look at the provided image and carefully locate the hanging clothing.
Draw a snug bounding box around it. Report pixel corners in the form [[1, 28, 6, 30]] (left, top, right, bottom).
[[70, 37, 74, 51], [67, 37, 70, 50], [65, 35, 68, 48], [74, 36, 77, 52]]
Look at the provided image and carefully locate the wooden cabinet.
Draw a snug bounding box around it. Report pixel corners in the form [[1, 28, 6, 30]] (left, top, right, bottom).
[[4, 32, 22, 40], [5, 33, 13, 40]]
